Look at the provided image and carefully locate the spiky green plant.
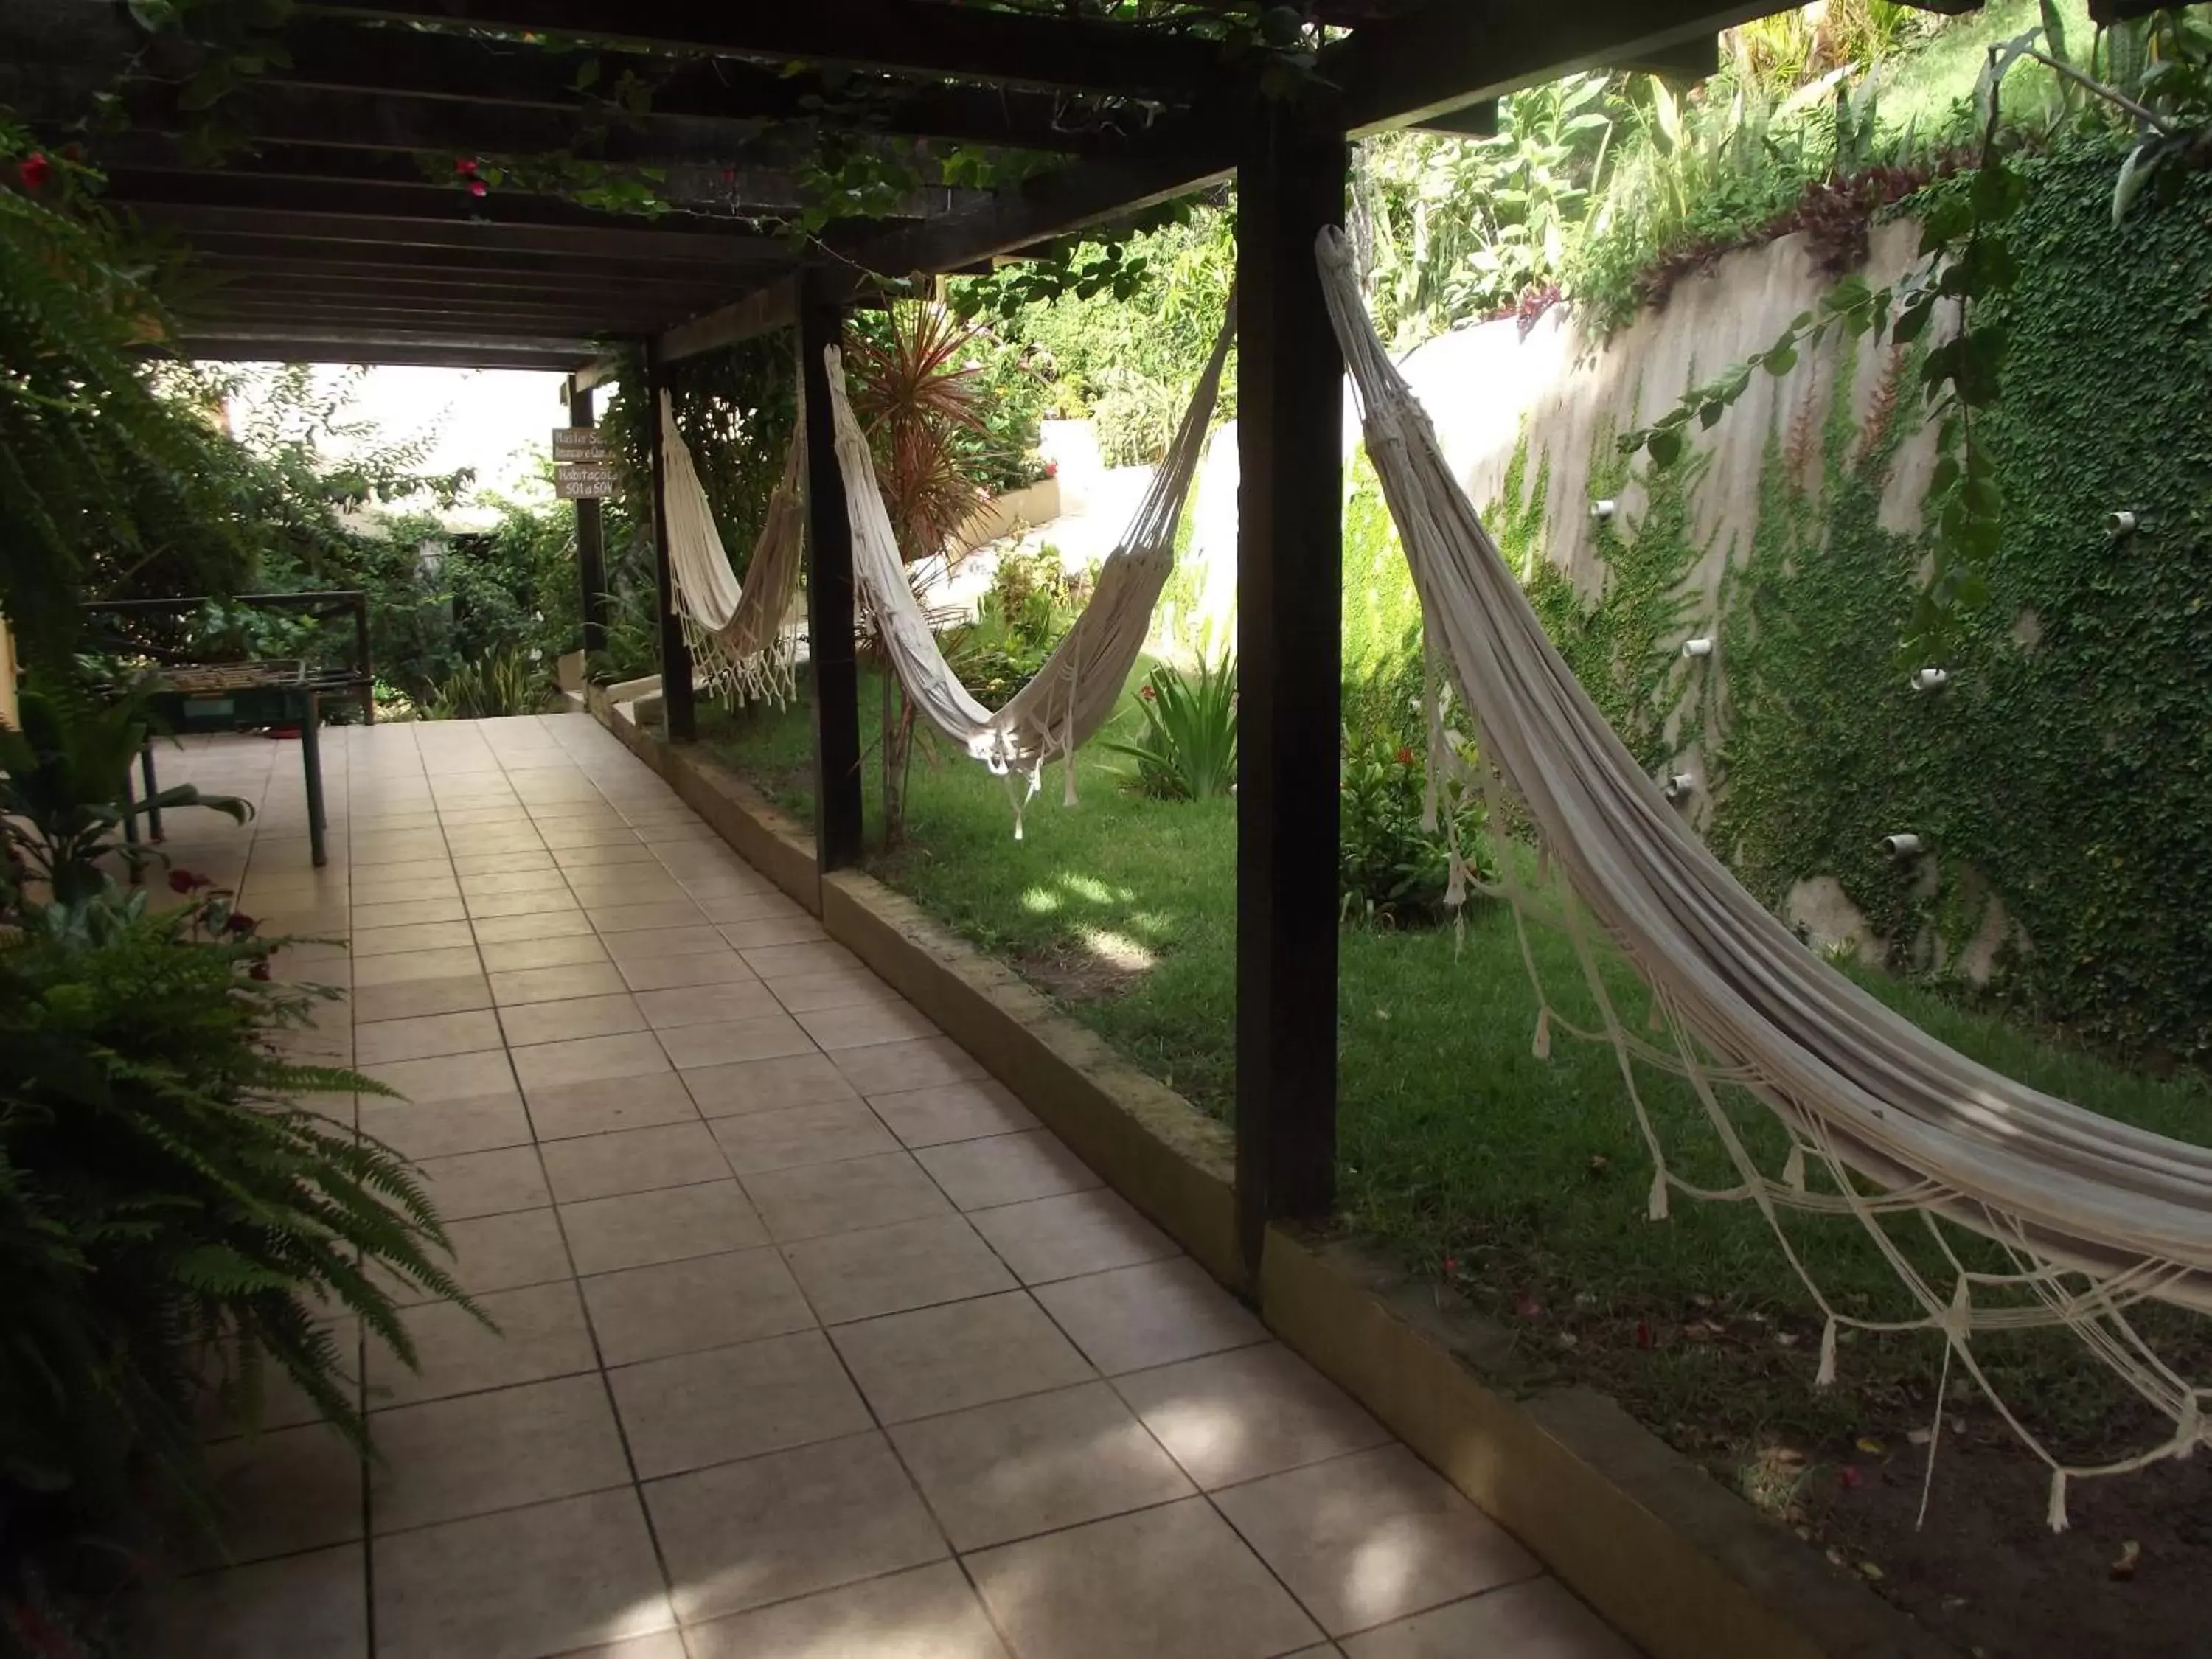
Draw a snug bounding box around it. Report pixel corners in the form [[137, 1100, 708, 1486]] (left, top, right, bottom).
[[1102, 654, 1239, 801]]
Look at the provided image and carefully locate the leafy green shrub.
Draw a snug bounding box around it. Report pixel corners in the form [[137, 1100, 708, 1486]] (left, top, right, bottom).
[[1338, 734, 1492, 927], [1103, 655, 1237, 801], [423, 647, 548, 720], [0, 887, 465, 1515], [946, 547, 1085, 711]]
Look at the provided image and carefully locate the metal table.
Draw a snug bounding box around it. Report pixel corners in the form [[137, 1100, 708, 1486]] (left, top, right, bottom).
[[139, 661, 328, 867]]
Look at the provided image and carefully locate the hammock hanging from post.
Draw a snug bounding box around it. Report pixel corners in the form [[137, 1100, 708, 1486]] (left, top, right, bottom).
[[821, 304, 1235, 835], [1313, 224, 2212, 1524], [659, 392, 806, 707]]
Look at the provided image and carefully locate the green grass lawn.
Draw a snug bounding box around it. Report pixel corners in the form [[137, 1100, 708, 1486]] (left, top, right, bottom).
[[699, 669, 2212, 1463]]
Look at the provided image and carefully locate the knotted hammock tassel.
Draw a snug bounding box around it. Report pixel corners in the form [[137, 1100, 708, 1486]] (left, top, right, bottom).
[[1531, 1007, 1551, 1060], [1781, 1143, 1807, 1195], [1816, 1315, 1839, 1388], [2047, 1468, 2070, 1534], [1647, 1163, 1671, 1222]]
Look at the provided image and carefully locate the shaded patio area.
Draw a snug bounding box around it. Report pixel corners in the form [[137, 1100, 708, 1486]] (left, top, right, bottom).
[[139, 714, 1635, 1659]]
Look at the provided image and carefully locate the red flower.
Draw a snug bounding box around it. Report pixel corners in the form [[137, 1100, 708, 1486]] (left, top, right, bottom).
[[468, 179, 488, 198], [1441, 1256, 1458, 1276], [18, 153, 50, 191], [248, 960, 271, 982], [226, 911, 257, 935], [167, 868, 210, 893], [1394, 746, 1413, 766], [1138, 684, 1155, 701], [454, 156, 479, 176], [1633, 1318, 1655, 1349], [1044, 459, 1060, 478], [1839, 1466, 1863, 1490]]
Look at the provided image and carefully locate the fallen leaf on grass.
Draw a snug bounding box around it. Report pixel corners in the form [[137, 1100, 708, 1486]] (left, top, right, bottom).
[[1859, 1562, 1884, 1581], [2111, 1540, 2140, 1582], [1856, 1436, 1886, 1455], [1907, 1428, 1933, 1446]]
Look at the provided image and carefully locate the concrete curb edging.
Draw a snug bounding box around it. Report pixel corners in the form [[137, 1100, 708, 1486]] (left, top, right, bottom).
[[584, 697, 1949, 1659]]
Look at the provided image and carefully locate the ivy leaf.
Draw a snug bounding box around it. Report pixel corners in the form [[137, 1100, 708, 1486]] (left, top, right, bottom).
[[1763, 342, 1798, 378], [1647, 427, 1684, 468]]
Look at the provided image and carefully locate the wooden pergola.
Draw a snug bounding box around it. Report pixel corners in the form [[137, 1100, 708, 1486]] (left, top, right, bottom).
[[15, 0, 1804, 1276]]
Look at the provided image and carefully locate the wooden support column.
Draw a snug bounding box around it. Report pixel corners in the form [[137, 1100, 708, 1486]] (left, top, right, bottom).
[[1235, 112, 1347, 1281], [643, 339, 696, 741], [569, 383, 608, 656], [799, 272, 864, 869]]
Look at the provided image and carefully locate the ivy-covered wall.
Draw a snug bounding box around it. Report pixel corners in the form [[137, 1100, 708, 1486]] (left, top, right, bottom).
[[1342, 146, 2212, 1066]]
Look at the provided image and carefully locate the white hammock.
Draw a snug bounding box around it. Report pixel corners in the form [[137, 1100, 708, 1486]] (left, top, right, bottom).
[[1315, 226, 2211, 1526], [660, 393, 805, 706], [821, 308, 1234, 835]]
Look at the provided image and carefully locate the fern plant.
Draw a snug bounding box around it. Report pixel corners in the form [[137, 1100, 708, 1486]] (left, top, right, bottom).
[[0, 885, 472, 1520], [1102, 654, 1239, 801]]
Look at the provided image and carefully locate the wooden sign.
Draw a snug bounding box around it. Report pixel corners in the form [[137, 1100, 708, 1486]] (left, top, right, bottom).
[[552, 428, 613, 462], [554, 463, 619, 500]]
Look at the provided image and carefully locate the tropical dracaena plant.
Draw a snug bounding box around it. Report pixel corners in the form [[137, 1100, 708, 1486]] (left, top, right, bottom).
[[1102, 655, 1239, 801], [0, 681, 249, 906], [842, 300, 995, 564]]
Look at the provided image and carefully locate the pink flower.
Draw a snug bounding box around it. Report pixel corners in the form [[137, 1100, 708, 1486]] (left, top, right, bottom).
[[167, 868, 209, 893], [1138, 684, 1155, 701], [1394, 746, 1413, 766], [226, 911, 257, 936], [18, 153, 50, 191], [454, 156, 479, 176], [248, 960, 271, 982], [468, 179, 488, 198]]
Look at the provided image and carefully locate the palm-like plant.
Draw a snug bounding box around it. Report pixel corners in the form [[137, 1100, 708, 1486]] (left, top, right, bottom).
[[1102, 655, 1239, 801]]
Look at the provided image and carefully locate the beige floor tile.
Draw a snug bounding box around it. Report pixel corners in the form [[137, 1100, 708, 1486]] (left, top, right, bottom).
[[510, 1030, 671, 1091], [459, 866, 571, 897], [967, 1190, 1178, 1287], [1113, 1343, 1390, 1492], [782, 1214, 1015, 1325], [563, 868, 687, 900], [488, 960, 629, 1006], [526, 1071, 701, 1141], [498, 991, 647, 1047], [616, 947, 757, 991], [368, 1280, 597, 1411], [537, 822, 644, 849], [479, 930, 608, 971], [765, 970, 905, 1014], [450, 848, 557, 875], [914, 1130, 1100, 1211], [554, 840, 661, 869], [581, 1246, 815, 1366], [832, 1037, 986, 1096], [350, 897, 466, 929], [473, 908, 597, 945], [1034, 1259, 1268, 1376], [742, 1150, 954, 1242], [195, 1315, 361, 1441], [394, 1206, 572, 1305], [540, 1121, 727, 1203], [656, 1012, 816, 1071], [892, 1380, 1192, 1551], [361, 1048, 517, 1105], [1214, 1446, 1541, 1638], [350, 875, 460, 910], [369, 1374, 630, 1534], [351, 835, 449, 867], [349, 975, 492, 1025], [709, 1101, 898, 1175], [354, 1009, 506, 1065], [604, 924, 729, 961], [142, 1543, 366, 1659], [742, 940, 865, 981], [831, 1291, 1092, 1425], [372, 1487, 674, 1659], [354, 945, 483, 987], [609, 1329, 872, 1479], [867, 1079, 1040, 1149], [413, 1144, 550, 1222], [693, 888, 809, 925], [466, 889, 581, 922], [717, 915, 830, 950], [352, 920, 476, 958], [684, 1562, 1011, 1659], [966, 1498, 1321, 1659], [682, 1052, 860, 1119], [198, 1422, 363, 1566], [561, 1179, 765, 1275], [358, 1091, 532, 1161], [633, 980, 781, 1029], [644, 1432, 946, 1625], [795, 998, 940, 1051], [1340, 1579, 1635, 1659]]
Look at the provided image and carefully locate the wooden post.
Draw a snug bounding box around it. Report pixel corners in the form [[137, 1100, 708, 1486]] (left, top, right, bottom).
[[643, 338, 696, 741], [798, 272, 864, 869], [570, 381, 608, 656], [1235, 112, 1347, 1281]]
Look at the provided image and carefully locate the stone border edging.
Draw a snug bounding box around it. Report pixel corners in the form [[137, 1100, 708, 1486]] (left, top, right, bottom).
[[585, 693, 1950, 1659]]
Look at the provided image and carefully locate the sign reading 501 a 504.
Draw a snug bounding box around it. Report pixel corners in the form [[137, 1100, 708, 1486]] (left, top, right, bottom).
[[552, 428, 616, 498]]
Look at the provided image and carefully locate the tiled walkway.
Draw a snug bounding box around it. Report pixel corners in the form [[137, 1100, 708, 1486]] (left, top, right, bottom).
[[142, 714, 1636, 1659]]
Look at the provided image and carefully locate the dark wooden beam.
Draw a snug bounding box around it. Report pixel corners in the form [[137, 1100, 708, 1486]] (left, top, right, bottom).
[[180, 234, 773, 282], [798, 271, 863, 872], [570, 383, 608, 655], [195, 265, 730, 304], [299, 0, 1221, 99], [572, 353, 625, 394], [1326, 0, 1783, 132], [1235, 109, 1346, 1279], [641, 338, 696, 742], [177, 332, 592, 368], [196, 299, 646, 335], [661, 276, 797, 365], [128, 202, 788, 264]]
